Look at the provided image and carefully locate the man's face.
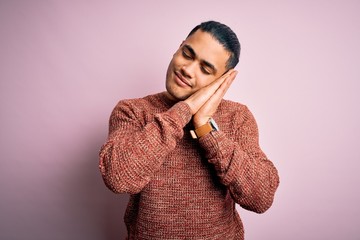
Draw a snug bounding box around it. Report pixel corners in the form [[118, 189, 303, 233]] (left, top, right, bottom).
[[165, 30, 230, 101]]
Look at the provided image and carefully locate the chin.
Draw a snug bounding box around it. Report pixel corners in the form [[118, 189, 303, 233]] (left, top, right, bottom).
[[165, 67, 194, 100], [165, 84, 191, 101]]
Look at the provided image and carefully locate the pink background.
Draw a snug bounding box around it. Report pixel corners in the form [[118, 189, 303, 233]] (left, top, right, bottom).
[[1, 1, 359, 239]]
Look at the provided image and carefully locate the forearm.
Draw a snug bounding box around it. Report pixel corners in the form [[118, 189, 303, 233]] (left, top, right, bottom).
[[99, 101, 192, 194], [199, 131, 279, 213]]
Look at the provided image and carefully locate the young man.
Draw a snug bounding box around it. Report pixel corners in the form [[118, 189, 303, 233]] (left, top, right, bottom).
[[99, 21, 279, 239]]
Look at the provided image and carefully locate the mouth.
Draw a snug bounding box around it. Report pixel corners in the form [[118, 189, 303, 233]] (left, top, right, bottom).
[[174, 71, 192, 87]]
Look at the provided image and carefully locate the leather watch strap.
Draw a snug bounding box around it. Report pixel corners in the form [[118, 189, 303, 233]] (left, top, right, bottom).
[[190, 118, 219, 139], [194, 122, 213, 138], [190, 122, 213, 139]]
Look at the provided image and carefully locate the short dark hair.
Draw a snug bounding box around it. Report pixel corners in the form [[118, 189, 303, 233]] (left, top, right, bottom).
[[187, 21, 240, 70]]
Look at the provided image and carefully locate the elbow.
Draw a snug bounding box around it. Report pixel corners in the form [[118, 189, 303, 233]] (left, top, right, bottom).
[[237, 178, 280, 214], [253, 180, 280, 214], [253, 169, 280, 213], [240, 193, 276, 214], [256, 185, 280, 213], [102, 175, 128, 194], [101, 171, 146, 195], [102, 179, 125, 194], [99, 162, 148, 194], [250, 196, 275, 214], [99, 148, 147, 194]]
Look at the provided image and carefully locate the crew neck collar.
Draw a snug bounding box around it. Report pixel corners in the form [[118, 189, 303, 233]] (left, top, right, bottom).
[[156, 91, 179, 108]]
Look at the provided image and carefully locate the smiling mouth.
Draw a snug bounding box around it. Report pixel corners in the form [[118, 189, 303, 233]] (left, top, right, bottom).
[[175, 71, 192, 87]]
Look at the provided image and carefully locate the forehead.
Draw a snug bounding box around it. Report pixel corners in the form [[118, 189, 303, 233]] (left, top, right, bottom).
[[184, 30, 230, 74]]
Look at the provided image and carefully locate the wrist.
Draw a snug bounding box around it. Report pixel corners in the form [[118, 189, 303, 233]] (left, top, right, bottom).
[[183, 99, 197, 115], [190, 118, 219, 139], [193, 116, 210, 128]]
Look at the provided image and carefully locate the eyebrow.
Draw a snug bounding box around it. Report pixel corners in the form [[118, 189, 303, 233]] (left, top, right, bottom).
[[183, 44, 217, 74]]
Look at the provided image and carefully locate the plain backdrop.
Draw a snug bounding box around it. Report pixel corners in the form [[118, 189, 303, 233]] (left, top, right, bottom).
[[1, 0, 359, 239]]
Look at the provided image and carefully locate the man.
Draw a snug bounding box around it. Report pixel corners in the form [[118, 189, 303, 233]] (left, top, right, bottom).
[[99, 21, 279, 239]]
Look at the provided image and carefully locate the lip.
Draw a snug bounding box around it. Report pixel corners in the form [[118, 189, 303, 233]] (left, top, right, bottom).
[[174, 71, 192, 88]]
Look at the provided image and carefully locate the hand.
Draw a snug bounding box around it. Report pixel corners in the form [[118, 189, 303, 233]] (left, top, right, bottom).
[[184, 70, 237, 128]]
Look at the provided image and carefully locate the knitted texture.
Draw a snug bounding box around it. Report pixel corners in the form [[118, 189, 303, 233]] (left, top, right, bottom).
[[99, 92, 279, 240]]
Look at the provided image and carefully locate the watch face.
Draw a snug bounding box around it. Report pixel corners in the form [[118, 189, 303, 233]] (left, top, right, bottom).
[[209, 118, 219, 131]]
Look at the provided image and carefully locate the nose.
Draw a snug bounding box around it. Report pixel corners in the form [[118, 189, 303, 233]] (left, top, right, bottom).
[[181, 61, 197, 79]]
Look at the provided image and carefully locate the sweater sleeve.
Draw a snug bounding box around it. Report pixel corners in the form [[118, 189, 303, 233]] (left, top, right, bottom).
[[198, 106, 279, 213], [99, 100, 192, 194]]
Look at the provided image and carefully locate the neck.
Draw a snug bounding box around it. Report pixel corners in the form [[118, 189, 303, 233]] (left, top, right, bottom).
[[162, 91, 180, 102], [159, 91, 179, 106]]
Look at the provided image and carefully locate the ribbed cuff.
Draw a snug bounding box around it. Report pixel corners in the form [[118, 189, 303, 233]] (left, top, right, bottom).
[[198, 131, 223, 158], [166, 101, 193, 127], [198, 131, 242, 186]]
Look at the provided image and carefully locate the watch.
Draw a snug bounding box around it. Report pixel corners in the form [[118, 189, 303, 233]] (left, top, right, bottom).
[[190, 118, 219, 139]]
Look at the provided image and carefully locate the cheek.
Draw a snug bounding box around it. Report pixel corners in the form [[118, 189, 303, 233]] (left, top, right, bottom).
[[195, 75, 216, 89], [172, 50, 183, 61]]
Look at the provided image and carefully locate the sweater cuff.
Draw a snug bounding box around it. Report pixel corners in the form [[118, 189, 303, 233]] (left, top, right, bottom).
[[165, 101, 192, 128], [198, 131, 224, 158], [198, 131, 242, 185]]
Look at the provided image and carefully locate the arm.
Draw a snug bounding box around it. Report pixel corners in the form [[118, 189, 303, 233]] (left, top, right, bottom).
[[185, 70, 278, 213], [198, 106, 279, 213], [99, 100, 192, 194]]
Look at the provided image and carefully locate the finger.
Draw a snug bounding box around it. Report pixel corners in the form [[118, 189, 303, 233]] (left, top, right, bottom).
[[214, 71, 237, 98], [212, 69, 236, 86], [202, 69, 237, 97], [185, 70, 237, 114]]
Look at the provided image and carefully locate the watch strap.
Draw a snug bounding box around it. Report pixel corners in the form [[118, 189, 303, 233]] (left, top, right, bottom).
[[195, 122, 213, 138], [190, 118, 218, 139]]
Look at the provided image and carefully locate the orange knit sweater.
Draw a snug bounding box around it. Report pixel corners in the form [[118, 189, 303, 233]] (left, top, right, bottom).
[[99, 92, 279, 239]]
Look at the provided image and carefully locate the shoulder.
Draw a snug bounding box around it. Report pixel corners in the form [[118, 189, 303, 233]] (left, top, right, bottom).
[[110, 93, 167, 125], [217, 99, 258, 128], [108, 94, 162, 130], [113, 93, 161, 113], [218, 99, 252, 117], [216, 100, 260, 140]]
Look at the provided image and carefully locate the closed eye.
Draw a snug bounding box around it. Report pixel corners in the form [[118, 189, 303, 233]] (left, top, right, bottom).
[[201, 65, 211, 75], [182, 47, 193, 59], [181, 44, 217, 75]]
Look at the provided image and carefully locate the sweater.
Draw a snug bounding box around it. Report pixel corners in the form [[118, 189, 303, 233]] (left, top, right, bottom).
[[99, 92, 279, 239]]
